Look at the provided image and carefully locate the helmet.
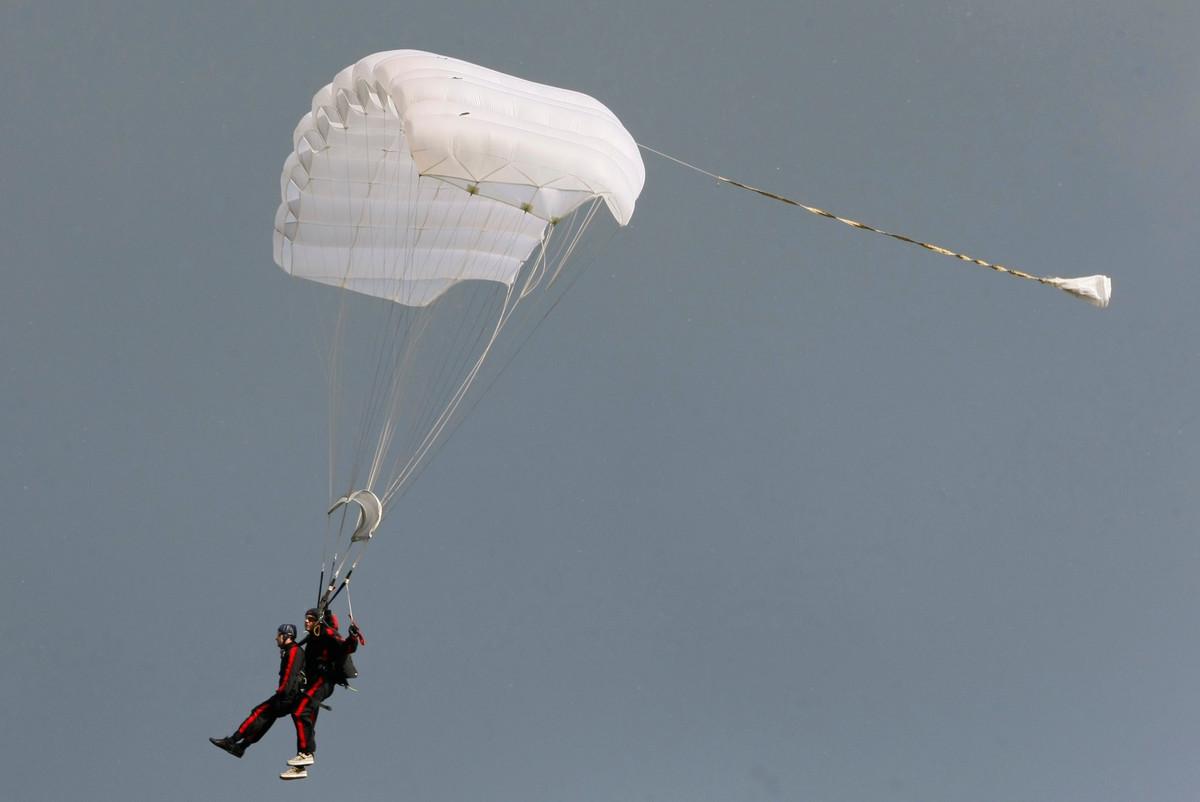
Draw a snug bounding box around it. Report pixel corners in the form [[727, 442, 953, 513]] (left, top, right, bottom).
[[277, 623, 297, 639]]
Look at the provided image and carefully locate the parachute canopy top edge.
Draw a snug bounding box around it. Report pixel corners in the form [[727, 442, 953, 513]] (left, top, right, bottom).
[[273, 50, 645, 307], [280, 48, 645, 225]]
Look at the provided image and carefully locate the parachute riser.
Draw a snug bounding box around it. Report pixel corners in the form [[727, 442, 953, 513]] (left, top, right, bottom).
[[319, 567, 354, 612], [318, 488, 381, 613]]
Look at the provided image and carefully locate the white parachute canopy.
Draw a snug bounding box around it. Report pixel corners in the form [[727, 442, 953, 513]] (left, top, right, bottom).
[[273, 51, 644, 592], [275, 50, 644, 307]]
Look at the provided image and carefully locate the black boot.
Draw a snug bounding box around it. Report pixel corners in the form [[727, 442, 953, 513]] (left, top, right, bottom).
[[209, 736, 246, 758]]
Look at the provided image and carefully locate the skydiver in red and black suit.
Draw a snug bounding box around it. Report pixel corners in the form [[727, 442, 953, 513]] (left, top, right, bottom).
[[210, 624, 304, 761], [282, 607, 363, 777]]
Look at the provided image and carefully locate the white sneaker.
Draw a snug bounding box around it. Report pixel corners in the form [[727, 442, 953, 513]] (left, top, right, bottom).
[[279, 766, 308, 781], [287, 752, 314, 767]]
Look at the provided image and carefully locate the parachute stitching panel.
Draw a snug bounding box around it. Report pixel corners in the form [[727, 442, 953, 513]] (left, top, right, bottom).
[[363, 51, 643, 225]]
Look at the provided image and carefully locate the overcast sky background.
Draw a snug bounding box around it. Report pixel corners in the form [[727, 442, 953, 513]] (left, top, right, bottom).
[[2, 2, 1199, 800]]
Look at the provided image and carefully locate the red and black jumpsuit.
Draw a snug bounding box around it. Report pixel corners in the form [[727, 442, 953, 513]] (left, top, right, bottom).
[[291, 621, 359, 755], [233, 640, 304, 747]]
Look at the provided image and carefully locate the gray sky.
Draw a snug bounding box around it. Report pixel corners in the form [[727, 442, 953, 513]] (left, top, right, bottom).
[[3, 1, 1199, 800]]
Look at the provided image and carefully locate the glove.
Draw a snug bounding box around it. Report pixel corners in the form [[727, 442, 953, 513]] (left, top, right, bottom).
[[348, 623, 364, 644], [348, 623, 359, 637]]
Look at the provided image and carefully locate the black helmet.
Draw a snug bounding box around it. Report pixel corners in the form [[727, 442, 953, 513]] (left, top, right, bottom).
[[277, 623, 297, 639], [304, 607, 321, 621]]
